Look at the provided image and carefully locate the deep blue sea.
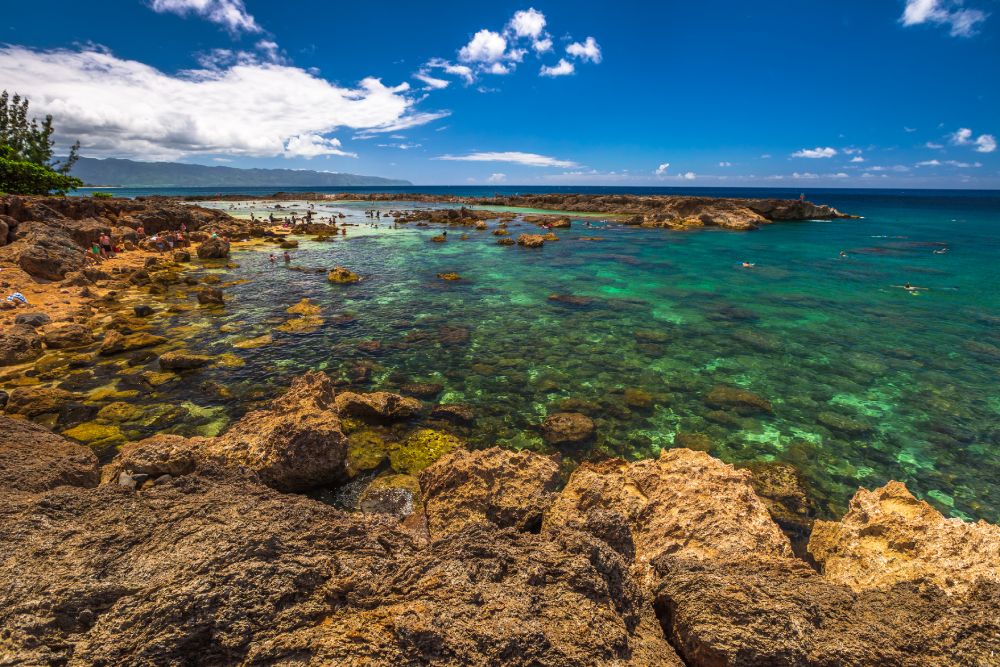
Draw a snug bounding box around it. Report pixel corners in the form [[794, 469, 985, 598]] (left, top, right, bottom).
[[62, 186, 1000, 521]]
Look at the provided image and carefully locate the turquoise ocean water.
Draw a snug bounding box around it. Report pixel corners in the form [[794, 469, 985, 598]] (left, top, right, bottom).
[[67, 187, 1000, 521]]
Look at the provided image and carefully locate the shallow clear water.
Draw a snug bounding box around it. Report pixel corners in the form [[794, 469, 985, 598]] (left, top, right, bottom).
[[53, 190, 1000, 520]]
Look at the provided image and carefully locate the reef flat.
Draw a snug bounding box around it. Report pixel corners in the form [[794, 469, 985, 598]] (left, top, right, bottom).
[[176, 191, 855, 230]]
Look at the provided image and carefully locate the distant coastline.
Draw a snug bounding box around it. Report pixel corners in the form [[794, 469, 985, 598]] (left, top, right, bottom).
[[68, 156, 411, 188]]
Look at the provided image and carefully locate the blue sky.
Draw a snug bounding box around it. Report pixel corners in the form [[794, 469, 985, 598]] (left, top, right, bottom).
[[2, 0, 998, 187]]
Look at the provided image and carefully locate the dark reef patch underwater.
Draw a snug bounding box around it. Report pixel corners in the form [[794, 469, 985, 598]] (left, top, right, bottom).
[[27, 189, 1000, 522]]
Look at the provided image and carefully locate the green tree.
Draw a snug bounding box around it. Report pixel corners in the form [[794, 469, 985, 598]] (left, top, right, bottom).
[[0, 90, 82, 194]]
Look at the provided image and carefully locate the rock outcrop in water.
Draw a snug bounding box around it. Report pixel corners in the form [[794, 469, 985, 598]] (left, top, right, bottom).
[[1, 373, 998, 665], [0, 195, 255, 281]]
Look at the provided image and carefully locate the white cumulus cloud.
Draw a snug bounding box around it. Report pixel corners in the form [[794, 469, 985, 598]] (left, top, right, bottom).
[[900, 0, 987, 37], [654, 163, 670, 176], [566, 36, 602, 63], [435, 151, 579, 167], [540, 59, 574, 77], [459, 29, 508, 63], [533, 38, 553, 53], [950, 127, 997, 152], [0, 45, 446, 160], [850, 156, 865, 163], [508, 8, 546, 38], [285, 134, 356, 158], [680, 171, 696, 180], [792, 146, 838, 158], [148, 0, 261, 34], [487, 172, 507, 183]]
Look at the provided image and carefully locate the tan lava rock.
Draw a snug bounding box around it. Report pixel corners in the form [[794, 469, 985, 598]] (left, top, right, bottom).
[[0, 415, 99, 494], [327, 266, 360, 284], [808, 481, 1000, 596], [100, 434, 201, 484], [0, 323, 42, 366], [517, 233, 545, 248], [652, 553, 1000, 667], [203, 371, 349, 491], [196, 236, 230, 258], [419, 447, 561, 539], [545, 448, 792, 566], [39, 322, 94, 349], [0, 469, 416, 666], [246, 524, 683, 666], [334, 390, 421, 421]]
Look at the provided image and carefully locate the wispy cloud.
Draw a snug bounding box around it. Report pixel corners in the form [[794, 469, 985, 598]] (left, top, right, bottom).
[[792, 146, 837, 158], [654, 163, 670, 176], [435, 151, 579, 167], [899, 0, 987, 37], [413, 72, 449, 90], [148, 0, 261, 34]]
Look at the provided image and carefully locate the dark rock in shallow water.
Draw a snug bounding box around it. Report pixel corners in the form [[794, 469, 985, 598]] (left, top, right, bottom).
[[542, 412, 595, 444], [196, 287, 225, 306], [134, 304, 154, 317], [817, 410, 872, 436], [704, 385, 773, 414], [196, 236, 230, 259], [334, 391, 422, 422], [399, 382, 443, 398], [430, 403, 474, 425]]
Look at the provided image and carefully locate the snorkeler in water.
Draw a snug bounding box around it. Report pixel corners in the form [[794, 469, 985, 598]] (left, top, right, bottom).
[[741, 261, 755, 268]]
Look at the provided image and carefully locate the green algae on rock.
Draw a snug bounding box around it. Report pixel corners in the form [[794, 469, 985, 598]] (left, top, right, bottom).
[[389, 428, 463, 473]]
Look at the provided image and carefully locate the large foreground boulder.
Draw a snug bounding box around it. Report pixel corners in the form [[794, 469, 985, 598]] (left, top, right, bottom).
[[419, 447, 562, 539], [545, 448, 792, 565], [203, 371, 348, 491], [808, 481, 1000, 595], [0, 415, 99, 494], [246, 524, 682, 666], [653, 554, 1000, 666], [0, 470, 417, 666]]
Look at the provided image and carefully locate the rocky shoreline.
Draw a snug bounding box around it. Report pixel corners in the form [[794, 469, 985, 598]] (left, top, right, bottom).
[[175, 191, 855, 231], [2, 194, 998, 664], [2, 372, 998, 665]]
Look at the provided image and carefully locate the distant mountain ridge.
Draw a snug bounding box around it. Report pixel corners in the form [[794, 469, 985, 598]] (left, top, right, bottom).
[[68, 157, 411, 187]]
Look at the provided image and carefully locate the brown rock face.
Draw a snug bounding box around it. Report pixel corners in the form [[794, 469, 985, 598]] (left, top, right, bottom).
[[203, 371, 348, 491], [0, 470, 417, 666], [542, 411, 595, 444], [653, 554, 1000, 667], [39, 322, 94, 349], [99, 434, 200, 484], [419, 447, 561, 539], [196, 236, 230, 258], [808, 481, 1000, 595], [247, 524, 682, 666], [517, 233, 546, 247], [334, 390, 422, 421], [545, 448, 792, 565], [0, 323, 42, 366], [0, 415, 99, 494]]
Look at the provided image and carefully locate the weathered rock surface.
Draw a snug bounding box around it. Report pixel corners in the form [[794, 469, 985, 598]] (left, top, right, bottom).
[[419, 447, 561, 538], [246, 524, 682, 666], [195, 235, 230, 259], [653, 554, 1000, 666], [0, 415, 99, 494], [99, 330, 167, 355], [0, 469, 417, 666], [158, 349, 214, 370], [327, 266, 360, 283], [545, 448, 792, 565], [99, 434, 201, 484], [808, 481, 1000, 595], [203, 371, 348, 491], [0, 323, 42, 366], [39, 322, 94, 349]]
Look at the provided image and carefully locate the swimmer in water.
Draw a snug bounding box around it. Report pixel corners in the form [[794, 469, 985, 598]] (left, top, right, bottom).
[[933, 248, 948, 254], [741, 261, 755, 268], [283, 251, 291, 263], [839, 250, 847, 258], [269, 253, 276, 263]]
